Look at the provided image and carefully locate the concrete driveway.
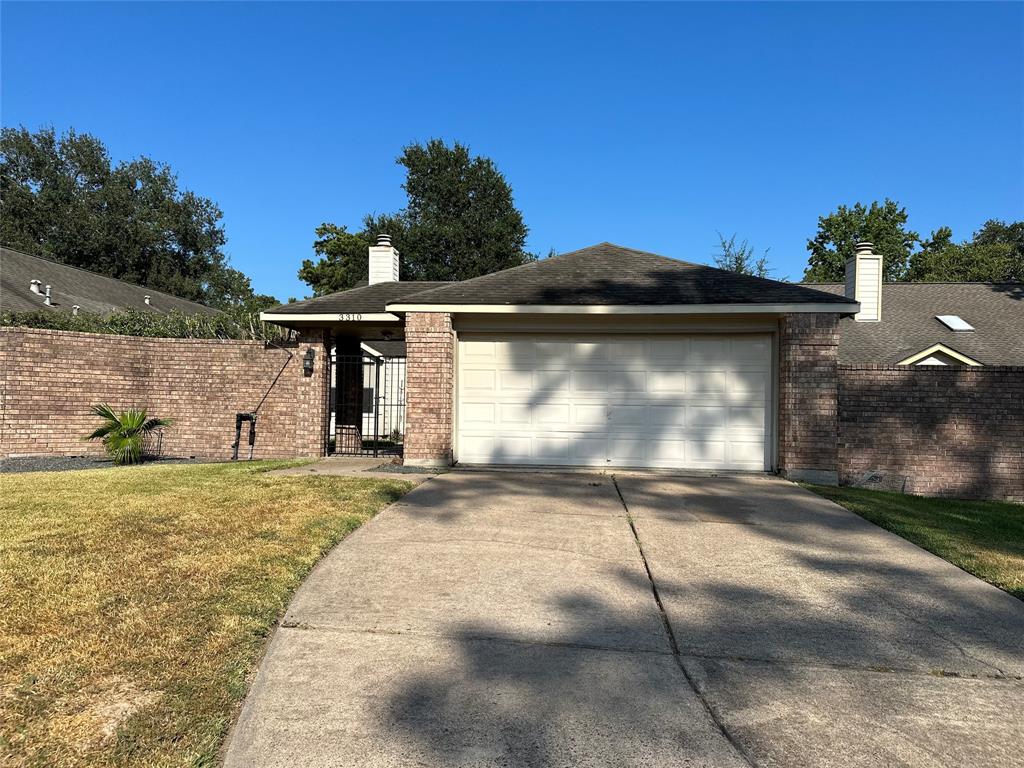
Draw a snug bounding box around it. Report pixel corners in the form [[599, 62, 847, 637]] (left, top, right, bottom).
[[225, 471, 1024, 768]]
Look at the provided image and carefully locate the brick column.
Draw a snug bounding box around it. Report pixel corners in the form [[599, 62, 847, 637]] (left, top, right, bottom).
[[403, 312, 454, 466], [293, 329, 331, 457], [778, 313, 840, 484]]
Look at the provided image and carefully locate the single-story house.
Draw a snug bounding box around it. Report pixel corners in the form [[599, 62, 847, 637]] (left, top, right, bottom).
[[1, 246, 216, 316], [265, 237, 883, 480]]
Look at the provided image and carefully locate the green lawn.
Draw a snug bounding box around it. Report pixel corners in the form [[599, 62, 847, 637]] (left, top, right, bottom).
[[0, 461, 412, 767], [804, 485, 1024, 601]]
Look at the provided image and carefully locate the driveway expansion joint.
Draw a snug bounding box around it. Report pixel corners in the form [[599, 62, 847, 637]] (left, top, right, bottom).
[[612, 475, 758, 768], [675, 650, 1020, 682], [274, 621, 676, 657]]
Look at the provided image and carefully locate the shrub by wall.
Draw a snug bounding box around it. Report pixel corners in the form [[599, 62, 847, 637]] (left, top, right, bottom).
[[0, 327, 329, 460], [838, 365, 1024, 501], [1, 307, 289, 341]]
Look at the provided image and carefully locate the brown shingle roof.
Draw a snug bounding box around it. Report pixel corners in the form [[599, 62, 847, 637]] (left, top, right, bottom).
[[267, 281, 451, 315], [1, 246, 216, 316], [812, 282, 1024, 365], [385, 243, 856, 308]]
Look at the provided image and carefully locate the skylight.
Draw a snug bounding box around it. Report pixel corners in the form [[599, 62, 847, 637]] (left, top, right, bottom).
[[936, 315, 974, 332]]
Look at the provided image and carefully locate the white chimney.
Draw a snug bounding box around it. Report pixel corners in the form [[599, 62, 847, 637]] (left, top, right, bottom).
[[845, 242, 882, 322], [30, 279, 42, 294], [72, 305, 80, 316], [368, 234, 399, 285], [144, 295, 151, 305]]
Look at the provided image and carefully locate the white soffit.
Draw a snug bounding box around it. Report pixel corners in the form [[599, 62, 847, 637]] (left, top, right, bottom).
[[936, 314, 974, 332]]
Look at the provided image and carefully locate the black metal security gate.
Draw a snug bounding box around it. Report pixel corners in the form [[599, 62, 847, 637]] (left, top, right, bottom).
[[332, 353, 406, 457]]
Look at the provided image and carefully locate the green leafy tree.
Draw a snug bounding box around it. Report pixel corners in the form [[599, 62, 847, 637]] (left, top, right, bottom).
[[302, 140, 535, 293], [203, 266, 279, 312], [85, 404, 172, 465], [1, 126, 271, 308], [970, 219, 1024, 281], [713, 232, 771, 278], [908, 222, 1023, 282], [298, 224, 373, 296], [804, 199, 919, 282]]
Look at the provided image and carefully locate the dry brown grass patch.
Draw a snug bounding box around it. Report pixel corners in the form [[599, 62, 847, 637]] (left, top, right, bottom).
[[0, 460, 411, 767]]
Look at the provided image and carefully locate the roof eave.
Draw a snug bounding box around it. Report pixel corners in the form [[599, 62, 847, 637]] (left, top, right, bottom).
[[259, 311, 401, 327], [384, 302, 860, 315]]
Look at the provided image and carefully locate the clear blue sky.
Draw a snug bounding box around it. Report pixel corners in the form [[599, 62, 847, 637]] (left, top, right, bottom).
[[3, 2, 1022, 300]]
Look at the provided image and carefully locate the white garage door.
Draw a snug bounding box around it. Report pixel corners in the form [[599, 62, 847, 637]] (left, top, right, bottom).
[[457, 334, 772, 470]]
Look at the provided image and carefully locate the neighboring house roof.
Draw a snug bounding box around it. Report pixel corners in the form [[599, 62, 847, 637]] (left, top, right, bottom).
[[361, 339, 406, 357], [812, 282, 1024, 365], [1, 246, 216, 316], [385, 243, 856, 311], [266, 281, 451, 316]]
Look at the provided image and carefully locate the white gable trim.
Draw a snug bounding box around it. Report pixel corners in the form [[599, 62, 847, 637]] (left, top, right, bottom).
[[260, 312, 400, 323], [897, 343, 983, 367]]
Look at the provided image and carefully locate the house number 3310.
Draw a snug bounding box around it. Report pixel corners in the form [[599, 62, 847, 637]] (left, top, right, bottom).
[[338, 313, 363, 321]]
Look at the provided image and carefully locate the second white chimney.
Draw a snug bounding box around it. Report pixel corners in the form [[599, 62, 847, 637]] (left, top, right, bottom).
[[845, 242, 882, 322], [368, 234, 399, 285]]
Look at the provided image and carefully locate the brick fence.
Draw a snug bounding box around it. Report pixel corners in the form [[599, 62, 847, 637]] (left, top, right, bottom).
[[0, 327, 330, 460], [838, 365, 1024, 501]]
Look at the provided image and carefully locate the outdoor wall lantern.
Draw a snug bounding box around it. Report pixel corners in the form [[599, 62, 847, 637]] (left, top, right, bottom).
[[302, 348, 316, 376]]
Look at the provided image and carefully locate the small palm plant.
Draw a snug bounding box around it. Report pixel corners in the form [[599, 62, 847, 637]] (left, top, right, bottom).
[[85, 404, 173, 466]]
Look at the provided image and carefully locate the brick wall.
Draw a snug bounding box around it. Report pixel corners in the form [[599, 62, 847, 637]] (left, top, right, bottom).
[[778, 313, 840, 483], [0, 327, 330, 460], [838, 365, 1024, 501], [402, 312, 454, 466]]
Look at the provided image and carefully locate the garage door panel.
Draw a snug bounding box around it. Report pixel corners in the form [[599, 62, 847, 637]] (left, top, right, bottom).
[[649, 405, 688, 427], [535, 403, 571, 427], [728, 439, 767, 465], [732, 337, 771, 360], [498, 368, 533, 391], [572, 370, 609, 393], [688, 371, 727, 394], [688, 439, 727, 464], [534, 436, 571, 460], [461, 402, 496, 426], [462, 369, 496, 393], [648, 370, 687, 393], [570, 437, 607, 463], [573, 404, 607, 427], [608, 405, 646, 427], [534, 342, 575, 367], [647, 438, 689, 464], [728, 371, 768, 399], [497, 402, 532, 427], [534, 368, 568, 390], [458, 335, 771, 470], [609, 437, 646, 463], [688, 405, 726, 428], [572, 342, 609, 364], [649, 338, 689, 361], [610, 370, 646, 392], [728, 406, 764, 429]]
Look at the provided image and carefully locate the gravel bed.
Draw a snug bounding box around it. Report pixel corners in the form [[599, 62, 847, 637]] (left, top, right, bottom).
[[1, 455, 209, 474]]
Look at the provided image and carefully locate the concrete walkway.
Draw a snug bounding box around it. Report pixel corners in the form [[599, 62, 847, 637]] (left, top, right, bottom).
[[225, 471, 1024, 768]]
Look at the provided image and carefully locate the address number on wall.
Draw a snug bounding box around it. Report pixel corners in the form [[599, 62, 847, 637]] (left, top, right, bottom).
[[337, 314, 363, 321]]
